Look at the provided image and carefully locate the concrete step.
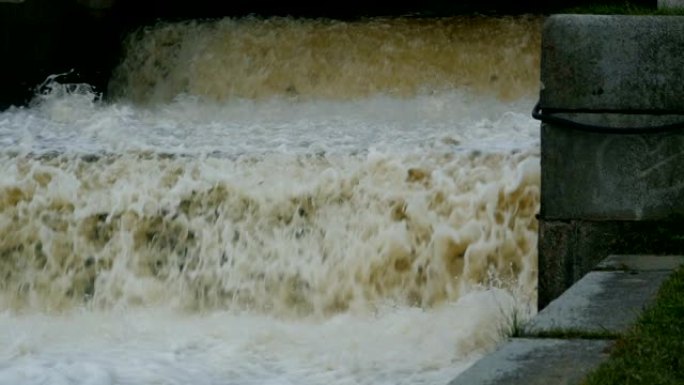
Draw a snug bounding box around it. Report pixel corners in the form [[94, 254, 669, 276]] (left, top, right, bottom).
[[448, 338, 612, 385], [523, 270, 671, 335], [595, 254, 684, 272]]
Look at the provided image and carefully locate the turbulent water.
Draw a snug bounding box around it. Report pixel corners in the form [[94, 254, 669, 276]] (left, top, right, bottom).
[[0, 15, 542, 385]]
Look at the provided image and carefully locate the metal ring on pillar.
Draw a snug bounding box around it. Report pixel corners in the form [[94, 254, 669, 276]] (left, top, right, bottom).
[[531, 102, 684, 135]]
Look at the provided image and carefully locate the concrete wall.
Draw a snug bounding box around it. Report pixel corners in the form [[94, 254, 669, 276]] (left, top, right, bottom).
[[538, 15, 684, 308]]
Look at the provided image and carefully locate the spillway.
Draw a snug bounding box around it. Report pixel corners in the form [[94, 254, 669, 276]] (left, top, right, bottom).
[[0, 15, 542, 385]]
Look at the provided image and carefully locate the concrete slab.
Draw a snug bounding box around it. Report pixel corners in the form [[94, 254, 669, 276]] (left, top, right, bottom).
[[525, 270, 670, 335], [595, 254, 684, 272], [448, 338, 612, 385]]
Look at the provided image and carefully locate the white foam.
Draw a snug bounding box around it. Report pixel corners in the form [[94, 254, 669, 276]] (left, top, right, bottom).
[[0, 289, 528, 385], [1, 90, 537, 156]]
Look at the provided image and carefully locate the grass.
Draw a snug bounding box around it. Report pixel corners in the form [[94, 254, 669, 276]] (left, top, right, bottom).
[[502, 309, 620, 340], [500, 309, 620, 341], [582, 266, 684, 385]]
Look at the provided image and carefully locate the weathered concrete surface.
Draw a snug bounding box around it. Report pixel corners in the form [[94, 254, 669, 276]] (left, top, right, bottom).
[[538, 220, 684, 308], [539, 15, 684, 221], [527, 270, 670, 334], [540, 15, 684, 112], [541, 124, 684, 221], [595, 254, 684, 271], [448, 338, 612, 385]]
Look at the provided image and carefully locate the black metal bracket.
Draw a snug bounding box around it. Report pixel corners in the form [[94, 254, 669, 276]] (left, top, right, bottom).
[[531, 102, 684, 134]]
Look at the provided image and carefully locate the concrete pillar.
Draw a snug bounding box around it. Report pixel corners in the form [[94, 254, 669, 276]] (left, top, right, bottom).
[[537, 15, 684, 309]]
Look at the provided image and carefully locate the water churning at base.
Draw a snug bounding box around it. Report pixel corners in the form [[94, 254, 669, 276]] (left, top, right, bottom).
[[0, 149, 539, 315]]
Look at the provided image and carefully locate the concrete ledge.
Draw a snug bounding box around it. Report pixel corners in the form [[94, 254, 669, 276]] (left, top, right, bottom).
[[540, 15, 684, 112], [530, 255, 684, 335], [595, 254, 684, 271], [525, 270, 670, 335], [448, 338, 612, 385]]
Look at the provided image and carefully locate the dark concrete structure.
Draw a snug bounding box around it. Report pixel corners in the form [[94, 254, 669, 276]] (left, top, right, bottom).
[[537, 15, 684, 308]]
